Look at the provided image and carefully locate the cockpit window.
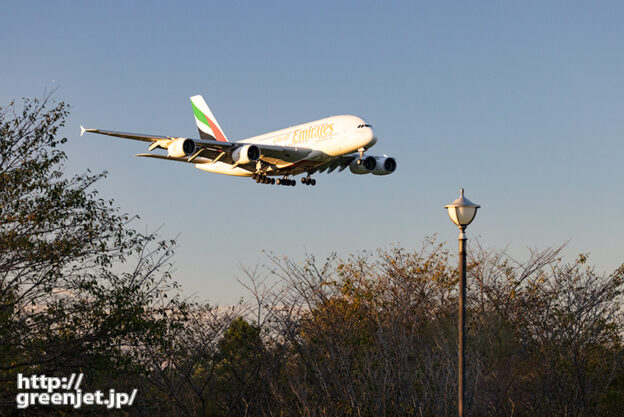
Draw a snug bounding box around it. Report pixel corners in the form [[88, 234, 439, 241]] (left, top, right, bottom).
[[357, 124, 372, 128]]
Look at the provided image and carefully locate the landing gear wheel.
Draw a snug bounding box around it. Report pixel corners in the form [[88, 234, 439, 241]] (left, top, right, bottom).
[[311, 179, 316, 186], [271, 178, 275, 185]]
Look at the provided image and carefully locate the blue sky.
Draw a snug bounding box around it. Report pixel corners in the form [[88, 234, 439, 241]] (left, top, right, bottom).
[[2, 1, 623, 303]]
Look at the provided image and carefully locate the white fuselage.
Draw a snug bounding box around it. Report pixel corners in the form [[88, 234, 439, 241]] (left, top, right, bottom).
[[195, 115, 376, 176]]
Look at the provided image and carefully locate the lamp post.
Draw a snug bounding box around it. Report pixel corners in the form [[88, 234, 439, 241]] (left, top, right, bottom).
[[445, 188, 480, 417]]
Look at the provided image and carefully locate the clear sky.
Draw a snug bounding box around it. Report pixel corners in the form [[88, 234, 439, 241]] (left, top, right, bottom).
[[2, 1, 623, 304]]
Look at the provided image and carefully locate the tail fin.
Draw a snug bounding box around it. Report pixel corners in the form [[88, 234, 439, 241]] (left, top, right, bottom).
[[190, 95, 228, 142]]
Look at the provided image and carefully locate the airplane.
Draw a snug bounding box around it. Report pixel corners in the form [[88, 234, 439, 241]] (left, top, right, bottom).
[[80, 95, 397, 187]]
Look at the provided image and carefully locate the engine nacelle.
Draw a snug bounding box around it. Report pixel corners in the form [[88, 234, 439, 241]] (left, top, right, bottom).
[[372, 156, 397, 175], [232, 144, 260, 164], [349, 156, 377, 175], [168, 138, 196, 158]]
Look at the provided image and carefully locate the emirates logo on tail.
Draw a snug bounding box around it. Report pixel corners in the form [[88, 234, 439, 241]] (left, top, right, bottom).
[[190, 95, 228, 142]]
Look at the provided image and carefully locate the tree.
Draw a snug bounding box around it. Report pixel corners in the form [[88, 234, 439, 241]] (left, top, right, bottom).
[[138, 303, 245, 417], [470, 248, 624, 416], [240, 240, 624, 416], [3, 95, 621, 416], [0, 94, 185, 413]]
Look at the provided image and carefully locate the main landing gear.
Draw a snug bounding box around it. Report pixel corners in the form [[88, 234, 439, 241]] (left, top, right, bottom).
[[301, 176, 316, 186], [251, 173, 296, 186], [252, 173, 275, 184], [277, 177, 296, 186]]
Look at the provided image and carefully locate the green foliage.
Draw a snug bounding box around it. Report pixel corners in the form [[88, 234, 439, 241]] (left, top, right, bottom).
[[0, 95, 187, 414], [1, 95, 622, 416], [245, 241, 624, 416]]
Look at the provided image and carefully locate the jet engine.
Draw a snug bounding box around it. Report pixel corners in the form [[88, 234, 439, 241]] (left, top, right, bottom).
[[372, 156, 397, 175], [168, 138, 196, 158], [232, 144, 260, 164], [349, 156, 377, 174]]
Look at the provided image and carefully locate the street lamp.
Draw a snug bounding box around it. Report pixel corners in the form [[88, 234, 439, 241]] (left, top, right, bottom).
[[445, 188, 480, 417]]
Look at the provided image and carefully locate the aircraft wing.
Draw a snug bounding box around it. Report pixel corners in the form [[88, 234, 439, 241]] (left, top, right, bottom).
[[252, 144, 313, 164], [135, 152, 214, 163], [80, 127, 233, 151], [309, 154, 358, 174], [81, 126, 312, 165]]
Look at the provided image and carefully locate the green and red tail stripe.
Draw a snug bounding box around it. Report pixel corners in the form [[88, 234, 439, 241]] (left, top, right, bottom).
[[190, 95, 229, 142]]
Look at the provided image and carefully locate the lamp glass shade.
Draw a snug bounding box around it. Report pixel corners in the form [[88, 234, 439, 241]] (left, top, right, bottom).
[[445, 189, 480, 228], [447, 206, 478, 227]]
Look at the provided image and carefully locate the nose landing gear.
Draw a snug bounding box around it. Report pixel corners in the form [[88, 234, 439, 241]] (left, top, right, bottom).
[[355, 147, 366, 165]]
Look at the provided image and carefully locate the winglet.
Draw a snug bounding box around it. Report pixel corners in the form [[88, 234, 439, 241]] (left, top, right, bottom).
[[80, 125, 86, 136]]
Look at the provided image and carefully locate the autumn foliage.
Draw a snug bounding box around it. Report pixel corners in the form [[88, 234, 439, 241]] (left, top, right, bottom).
[[1, 97, 623, 416]]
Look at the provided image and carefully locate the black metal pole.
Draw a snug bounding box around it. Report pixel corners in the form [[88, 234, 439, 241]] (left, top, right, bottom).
[[458, 228, 467, 417]]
